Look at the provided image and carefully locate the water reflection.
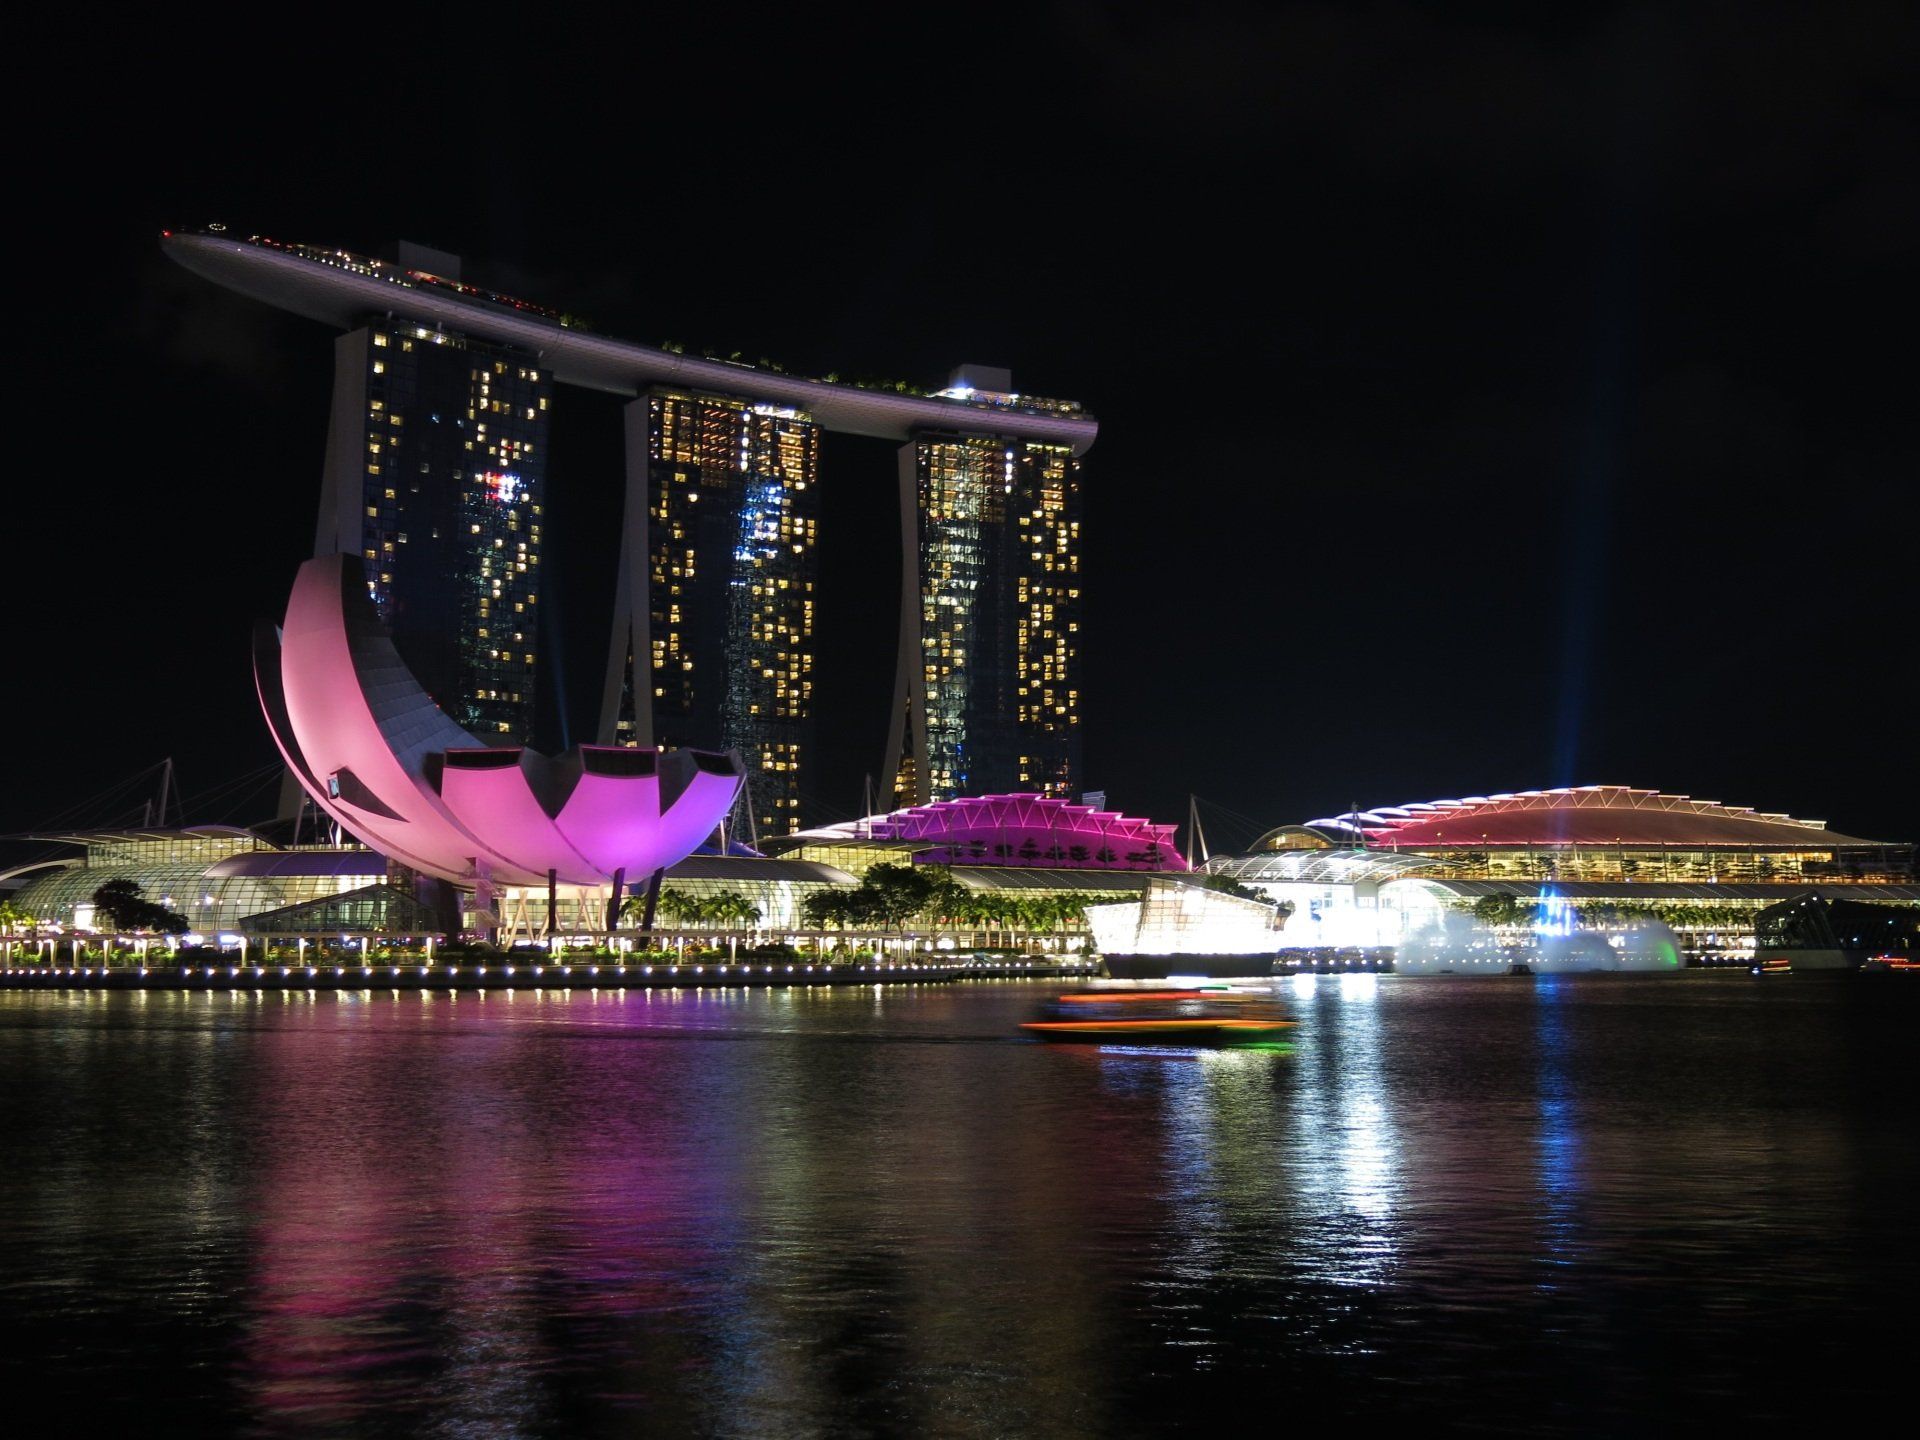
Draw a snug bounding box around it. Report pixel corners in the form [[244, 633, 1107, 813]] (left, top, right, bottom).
[[1, 979, 1916, 1434], [1531, 978, 1585, 1285], [1289, 971, 1400, 1290]]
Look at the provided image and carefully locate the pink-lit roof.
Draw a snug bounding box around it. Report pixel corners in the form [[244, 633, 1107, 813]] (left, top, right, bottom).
[[781, 794, 1187, 870], [1303, 786, 1883, 850]]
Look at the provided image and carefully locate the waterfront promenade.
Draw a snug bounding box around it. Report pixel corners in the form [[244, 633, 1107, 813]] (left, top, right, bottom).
[[0, 956, 1093, 993]]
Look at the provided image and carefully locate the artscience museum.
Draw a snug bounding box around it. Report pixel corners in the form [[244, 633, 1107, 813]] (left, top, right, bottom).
[[254, 553, 747, 931]]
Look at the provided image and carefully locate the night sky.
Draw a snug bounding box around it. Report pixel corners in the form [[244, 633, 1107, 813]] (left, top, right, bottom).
[[11, 3, 1915, 853]]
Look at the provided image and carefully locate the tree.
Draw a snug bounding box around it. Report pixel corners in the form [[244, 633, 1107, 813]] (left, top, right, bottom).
[[802, 890, 851, 930], [1471, 893, 1527, 928], [1067, 845, 1090, 866], [861, 863, 940, 929], [0, 900, 31, 935], [649, 889, 702, 927], [90, 880, 189, 935], [1199, 874, 1261, 900]]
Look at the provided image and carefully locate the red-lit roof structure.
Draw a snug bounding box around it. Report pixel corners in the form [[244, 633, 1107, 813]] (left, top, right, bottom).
[[1281, 786, 1885, 850]]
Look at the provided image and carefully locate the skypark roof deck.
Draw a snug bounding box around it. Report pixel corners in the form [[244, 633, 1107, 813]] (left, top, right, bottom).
[[161, 230, 1099, 452]]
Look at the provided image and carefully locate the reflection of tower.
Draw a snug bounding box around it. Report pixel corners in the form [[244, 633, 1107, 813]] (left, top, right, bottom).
[[885, 368, 1083, 805], [314, 297, 548, 741], [602, 390, 819, 836]]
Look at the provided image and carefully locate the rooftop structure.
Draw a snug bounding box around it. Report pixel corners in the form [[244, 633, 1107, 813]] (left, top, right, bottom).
[[162, 231, 1098, 451], [1248, 784, 1910, 886], [1287, 786, 1879, 849], [767, 794, 1184, 875]]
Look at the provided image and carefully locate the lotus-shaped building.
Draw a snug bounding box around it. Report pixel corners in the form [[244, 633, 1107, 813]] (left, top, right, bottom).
[[255, 555, 744, 890]]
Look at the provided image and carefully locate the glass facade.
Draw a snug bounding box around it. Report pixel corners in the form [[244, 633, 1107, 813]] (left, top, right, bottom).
[[898, 435, 1082, 803], [617, 391, 820, 837], [7, 834, 395, 935], [359, 324, 548, 739], [1359, 845, 1913, 886]]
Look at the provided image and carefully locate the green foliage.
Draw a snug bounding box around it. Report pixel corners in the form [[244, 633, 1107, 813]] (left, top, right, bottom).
[[860, 863, 942, 928], [1199, 874, 1262, 900], [801, 889, 852, 929], [627, 889, 764, 929], [90, 879, 190, 935], [795, 864, 1114, 938], [1471, 893, 1529, 927], [0, 900, 33, 934]]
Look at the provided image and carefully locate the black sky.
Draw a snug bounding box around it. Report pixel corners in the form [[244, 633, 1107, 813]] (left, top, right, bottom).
[[8, 1, 1916, 852]]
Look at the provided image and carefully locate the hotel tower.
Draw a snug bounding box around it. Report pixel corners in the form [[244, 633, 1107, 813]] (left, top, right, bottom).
[[163, 230, 1096, 825]]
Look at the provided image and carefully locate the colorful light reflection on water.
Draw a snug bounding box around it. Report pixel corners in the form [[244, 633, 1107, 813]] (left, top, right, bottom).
[[0, 978, 1915, 1434]]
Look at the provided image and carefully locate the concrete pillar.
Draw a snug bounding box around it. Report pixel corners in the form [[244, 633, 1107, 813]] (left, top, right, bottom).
[[282, 329, 378, 818], [597, 397, 654, 746], [881, 440, 927, 808]]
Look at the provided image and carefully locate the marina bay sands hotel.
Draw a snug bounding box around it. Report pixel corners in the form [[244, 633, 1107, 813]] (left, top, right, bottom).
[[164, 230, 1097, 835]]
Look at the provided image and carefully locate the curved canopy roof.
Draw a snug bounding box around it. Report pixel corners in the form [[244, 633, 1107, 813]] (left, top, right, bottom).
[[1206, 849, 1439, 885], [206, 849, 387, 879], [662, 856, 856, 886], [771, 795, 1186, 871], [163, 232, 1098, 453], [1277, 786, 1888, 851], [1388, 879, 1920, 903]]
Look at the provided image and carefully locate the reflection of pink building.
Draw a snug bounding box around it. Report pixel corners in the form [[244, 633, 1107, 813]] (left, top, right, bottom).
[[770, 794, 1186, 871], [256, 555, 744, 890]]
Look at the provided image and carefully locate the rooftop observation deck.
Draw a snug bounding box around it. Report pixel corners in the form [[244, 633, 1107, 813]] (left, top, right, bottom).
[[161, 230, 1099, 453]]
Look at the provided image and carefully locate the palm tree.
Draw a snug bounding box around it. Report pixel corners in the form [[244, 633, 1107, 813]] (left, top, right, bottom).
[[650, 889, 702, 928]]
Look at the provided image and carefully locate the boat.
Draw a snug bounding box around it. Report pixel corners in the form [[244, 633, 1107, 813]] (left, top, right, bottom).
[[1859, 955, 1920, 975], [1020, 987, 1294, 1047], [1753, 895, 1920, 972]]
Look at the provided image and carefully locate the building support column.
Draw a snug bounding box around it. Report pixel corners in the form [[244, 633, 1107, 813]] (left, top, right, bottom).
[[597, 397, 654, 746], [607, 867, 626, 941], [282, 329, 376, 818], [881, 440, 927, 808]]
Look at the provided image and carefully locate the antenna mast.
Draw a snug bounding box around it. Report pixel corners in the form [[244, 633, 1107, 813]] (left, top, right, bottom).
[[1188, 794, 1211, 867]]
